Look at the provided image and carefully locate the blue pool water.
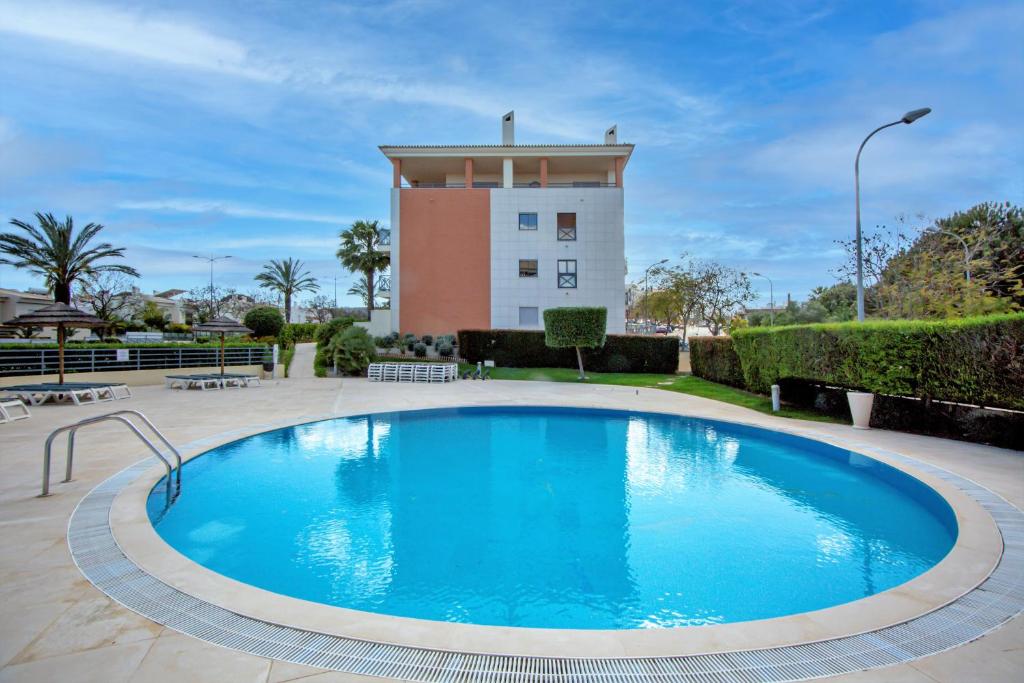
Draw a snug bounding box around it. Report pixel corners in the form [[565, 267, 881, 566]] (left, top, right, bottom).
[[148, 407, 957, 629]]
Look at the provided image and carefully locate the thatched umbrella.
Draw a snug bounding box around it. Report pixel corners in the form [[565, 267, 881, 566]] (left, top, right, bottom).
[[2, 302, 106, 384], [192, 316, 254, 377]]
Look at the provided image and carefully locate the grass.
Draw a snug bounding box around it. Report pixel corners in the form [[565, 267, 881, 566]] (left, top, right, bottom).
[[281, 346, 296, 378], [457, 364, 842, 423]]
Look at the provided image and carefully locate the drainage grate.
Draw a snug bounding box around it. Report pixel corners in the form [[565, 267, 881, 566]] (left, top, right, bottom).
[[69, 450, 1023, 682]]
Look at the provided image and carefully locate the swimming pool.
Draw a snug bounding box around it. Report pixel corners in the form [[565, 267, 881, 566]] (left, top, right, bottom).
[[147, 406, 957, 630]]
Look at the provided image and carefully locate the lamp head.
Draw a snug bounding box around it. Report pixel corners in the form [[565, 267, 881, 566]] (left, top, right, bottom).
[[901, 108, 931, 124]]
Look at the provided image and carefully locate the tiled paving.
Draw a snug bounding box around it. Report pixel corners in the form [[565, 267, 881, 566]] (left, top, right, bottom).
[[1, 376, 1021, 682]]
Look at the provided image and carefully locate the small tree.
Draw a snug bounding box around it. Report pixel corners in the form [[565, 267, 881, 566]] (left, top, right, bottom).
[[542, 307, 607, 380], [141, 301, 169, 330], [243, 305, 285, 338], [325, 326, 375, 375]]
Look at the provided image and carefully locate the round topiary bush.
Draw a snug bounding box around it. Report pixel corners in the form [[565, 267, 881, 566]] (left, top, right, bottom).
[[437, 342, 453, 357], [421, 334, 433, 346], [243, 306, 285, 338], [413, 342, 427, 357]]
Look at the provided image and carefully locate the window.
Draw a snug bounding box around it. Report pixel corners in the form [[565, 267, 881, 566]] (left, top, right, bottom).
[[518, 306, 539, 327], [519, 212, 538, 230], [558, 259, 577, 288], [518, 259, 538, 277], [557, 212, 576, 240]]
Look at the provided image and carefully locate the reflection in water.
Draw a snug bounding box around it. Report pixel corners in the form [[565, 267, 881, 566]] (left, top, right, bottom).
[[150, 407, 956, 629]]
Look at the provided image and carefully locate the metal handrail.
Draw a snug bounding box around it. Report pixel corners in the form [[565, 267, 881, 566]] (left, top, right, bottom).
[[42, 410, 182, 502]]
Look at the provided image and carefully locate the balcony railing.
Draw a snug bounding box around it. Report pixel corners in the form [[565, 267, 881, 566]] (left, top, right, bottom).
[[376, 276, 391, 293], [401, 181, 618, 189], [377, 229, 391, 250]]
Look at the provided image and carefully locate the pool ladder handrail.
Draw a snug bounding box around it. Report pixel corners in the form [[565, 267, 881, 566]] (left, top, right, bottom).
[[42, 410, 182, 502]]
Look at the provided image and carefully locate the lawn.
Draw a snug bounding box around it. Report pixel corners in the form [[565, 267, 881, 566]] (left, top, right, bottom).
[[457, 363, 842, 423]]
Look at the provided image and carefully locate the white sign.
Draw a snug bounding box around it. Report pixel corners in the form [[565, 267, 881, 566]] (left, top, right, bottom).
[[116, 349, 130, 362]]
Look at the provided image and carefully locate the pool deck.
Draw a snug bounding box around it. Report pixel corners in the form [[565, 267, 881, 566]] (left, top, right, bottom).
[[0, 376, 1021, 682]]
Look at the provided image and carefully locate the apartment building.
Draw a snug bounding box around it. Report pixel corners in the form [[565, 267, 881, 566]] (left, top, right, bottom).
[[378, 111, 632, 336]]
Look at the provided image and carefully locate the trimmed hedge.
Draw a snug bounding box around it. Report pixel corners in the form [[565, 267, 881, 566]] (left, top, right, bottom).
[[457, 329, 678, 374], [243, 306, 285, 338], [688, 336, 745, 388], [543, 307, 607, 349], [731, 313, 1024, 411], [279, 322, 320, 347]]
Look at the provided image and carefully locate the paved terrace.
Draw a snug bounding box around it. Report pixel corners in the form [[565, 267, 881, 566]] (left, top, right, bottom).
[[0, 376, 1021, 682]]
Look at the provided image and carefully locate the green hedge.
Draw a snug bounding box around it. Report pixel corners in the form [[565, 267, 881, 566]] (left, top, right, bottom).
[[731, 313, 1024, 410], [543, 307, 607, 349], [457, 329, 678, 374], [279, 322, 320, 348], [688, 337, 745, 388]]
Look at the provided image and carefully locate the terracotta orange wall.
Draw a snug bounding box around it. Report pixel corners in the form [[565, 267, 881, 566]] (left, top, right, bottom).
[[399, 189, 490, 335]]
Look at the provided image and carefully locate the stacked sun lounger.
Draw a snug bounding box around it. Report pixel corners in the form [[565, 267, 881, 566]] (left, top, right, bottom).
[[367, 363, 458, 383], [0, 398, 31, 423], [164, 373, 262, 390], [2, 382, 132, 406]]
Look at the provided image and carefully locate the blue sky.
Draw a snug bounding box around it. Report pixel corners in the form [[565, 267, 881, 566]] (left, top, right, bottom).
[[0, 0, 1021, 309]]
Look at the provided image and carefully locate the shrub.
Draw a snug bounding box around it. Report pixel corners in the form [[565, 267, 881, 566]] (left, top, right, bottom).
[[435, 334, 456, 347], [279, 322, 319, 348], [244, 306, 285, 338], [458, 330, 678, 374], [731, 313, 1024, 410], [166, 323, 192, 334], [373, 335, 392, 349], [326, 326, 376, 375], [437, 342, 454, 357], [543, 307, 608, 379], [413, 342, 427, 357], [606, 353, 631, 373], [689, 336, 745, 388], [314, 317, 354, 346], [421, 334, 433, 346]]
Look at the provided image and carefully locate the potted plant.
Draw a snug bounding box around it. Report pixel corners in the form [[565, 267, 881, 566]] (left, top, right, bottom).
[[847, 390, 874, 429], [261, 349, 275, 373]]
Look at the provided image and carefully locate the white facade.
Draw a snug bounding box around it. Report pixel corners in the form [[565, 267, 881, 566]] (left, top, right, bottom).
[[489, 188, 626, 333]]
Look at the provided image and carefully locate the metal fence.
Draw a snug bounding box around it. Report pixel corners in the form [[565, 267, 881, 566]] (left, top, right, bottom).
[[0, 346, 267, 378]]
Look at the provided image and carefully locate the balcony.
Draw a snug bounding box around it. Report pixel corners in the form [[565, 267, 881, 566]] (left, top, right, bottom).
[[376, 229, 391, 251], [376, 276, 391, 299]]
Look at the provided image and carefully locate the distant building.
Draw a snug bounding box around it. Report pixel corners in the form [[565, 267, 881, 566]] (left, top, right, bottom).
[[0, 288, 56, 337], [378, 111, 631, 336]]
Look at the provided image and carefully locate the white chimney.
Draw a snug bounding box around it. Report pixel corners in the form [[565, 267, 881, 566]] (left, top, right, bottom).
[[605, 125, 617, 144], [502, 111, 515, 145]]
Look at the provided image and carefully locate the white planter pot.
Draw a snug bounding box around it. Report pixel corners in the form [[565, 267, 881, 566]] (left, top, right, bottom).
[[847, 391, 874, 430]]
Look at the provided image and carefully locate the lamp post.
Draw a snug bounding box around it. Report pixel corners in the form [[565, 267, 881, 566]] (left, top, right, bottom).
[[854, 107, 931, 321], [192, 254, 232, 319], [643, 259, 669, 333], [747, 271, 774, 325]]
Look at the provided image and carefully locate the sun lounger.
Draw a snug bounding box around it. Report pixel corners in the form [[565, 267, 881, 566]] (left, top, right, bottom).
[[41, 382, 132, 401], [1, 384, 100, 405], [165, 375, 221, 390], [0, 397, 31, 423], [368, 363, 383, 381]]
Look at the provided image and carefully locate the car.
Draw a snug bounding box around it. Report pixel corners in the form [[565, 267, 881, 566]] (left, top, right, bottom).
[[655, 325, 670, 334]]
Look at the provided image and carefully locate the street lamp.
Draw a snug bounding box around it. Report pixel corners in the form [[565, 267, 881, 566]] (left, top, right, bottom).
[[746, 271, 774, 325], [854, 107, 931, 321], [644, 259, 669, 333], [192, 254, 232, 318]]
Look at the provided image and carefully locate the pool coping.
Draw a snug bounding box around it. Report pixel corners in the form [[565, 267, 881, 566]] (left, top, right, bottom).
[[92, 399, 1012, 665]]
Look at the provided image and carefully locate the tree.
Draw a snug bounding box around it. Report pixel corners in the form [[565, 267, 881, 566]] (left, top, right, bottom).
[[326, 326, 376, 375], [807, 282, 856, 321], [254, 257, 318, 323], [543, 307, 607, 380], [346, 273, 379, 311], [337, 220, 390, 320], [77, 271, 136, 336], [304, 294, 335, 323], [653, 256, 705, 341], [0, 213, 139, 304], [696, 262, 753, 335], [183, 284, 232, 322], [243, 305, 285, 338], [141, 301, 169, 330]]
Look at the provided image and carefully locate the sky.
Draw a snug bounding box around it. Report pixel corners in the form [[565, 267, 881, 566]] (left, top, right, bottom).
[[0, 0, 1021, 310]]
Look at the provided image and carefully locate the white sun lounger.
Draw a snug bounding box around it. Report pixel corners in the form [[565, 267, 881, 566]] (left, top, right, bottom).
[[398, 364, 414, 382], [0, 398, 31, 423], [414, 364, 430, 382], [367, 363, 383, 381]]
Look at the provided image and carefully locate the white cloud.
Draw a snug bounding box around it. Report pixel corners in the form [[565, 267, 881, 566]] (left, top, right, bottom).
[[0, 1, 280, 81], [117, 199, 351, 225]]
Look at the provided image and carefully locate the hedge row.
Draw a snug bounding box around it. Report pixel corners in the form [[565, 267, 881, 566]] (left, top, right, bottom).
[[278, 322, 320, 348], [688, 337, 745, 388], [457, 329, 679, 374], [724, 313, 1024, 411]]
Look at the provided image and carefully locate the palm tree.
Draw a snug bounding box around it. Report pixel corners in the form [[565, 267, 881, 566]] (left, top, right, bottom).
[[347, 273, 378, 313], [337, 220, 390, 320], [254, 257, 319, 322], [0, 213, 139, 304]]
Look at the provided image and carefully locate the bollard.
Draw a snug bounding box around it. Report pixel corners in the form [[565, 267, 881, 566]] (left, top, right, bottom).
[[771, 384, 781, 412]]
